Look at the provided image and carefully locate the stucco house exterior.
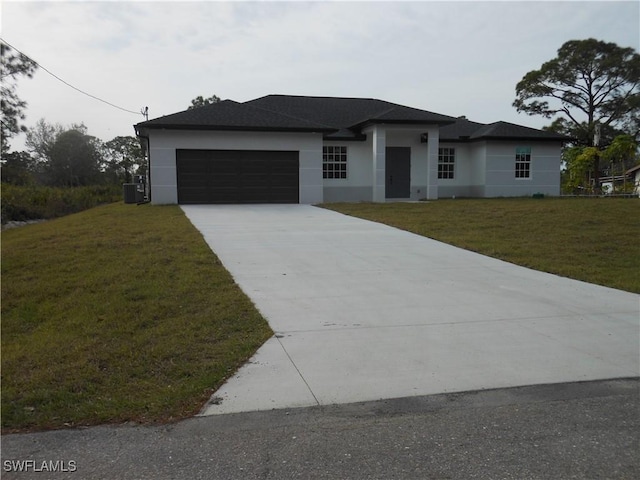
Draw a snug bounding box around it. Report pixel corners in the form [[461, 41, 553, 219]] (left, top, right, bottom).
[[134, 95, 567, 204]]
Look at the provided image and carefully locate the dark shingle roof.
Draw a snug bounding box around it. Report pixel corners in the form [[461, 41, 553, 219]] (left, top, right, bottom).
[[135, 95, 567, 142], [440, 118, 569, 142], [136, 99, 335, 133], [471, 121, 568, 140], [439, 117, 487, 141], [135, 95, 457, 139], [246, 95, 457, 138]]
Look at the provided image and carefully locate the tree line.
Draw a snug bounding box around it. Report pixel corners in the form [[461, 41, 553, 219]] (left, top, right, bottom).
[[2, 120, 145, 187]]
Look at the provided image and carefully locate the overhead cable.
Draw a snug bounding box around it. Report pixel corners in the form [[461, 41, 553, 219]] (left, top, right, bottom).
[[1, 38, 143, 116]]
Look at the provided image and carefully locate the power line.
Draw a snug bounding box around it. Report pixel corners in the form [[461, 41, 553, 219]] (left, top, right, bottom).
[[1, 38, 144, 116]]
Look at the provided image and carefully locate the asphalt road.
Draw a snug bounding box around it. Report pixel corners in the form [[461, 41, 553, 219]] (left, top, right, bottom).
[[2, 378, 638, 480]]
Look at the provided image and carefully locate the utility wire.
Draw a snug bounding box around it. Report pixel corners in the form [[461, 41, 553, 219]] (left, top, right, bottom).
[[1, 38, 144, 116]]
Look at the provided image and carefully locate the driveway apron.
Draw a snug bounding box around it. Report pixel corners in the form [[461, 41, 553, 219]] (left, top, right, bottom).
[[181, 205, 639, 415]]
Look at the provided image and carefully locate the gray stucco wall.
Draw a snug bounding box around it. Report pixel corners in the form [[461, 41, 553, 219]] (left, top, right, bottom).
[[437, 185, 485, 198], [483, 141, 562, 197], [146, 129, 563, 204], [147, 130, 323, 204], [323, 186, 373, 202]]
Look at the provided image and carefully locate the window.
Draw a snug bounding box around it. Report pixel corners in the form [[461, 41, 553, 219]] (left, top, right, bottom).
[[438, 147, 455, 179], [515, 146, 531, 178], [323, 146, 347, 179]]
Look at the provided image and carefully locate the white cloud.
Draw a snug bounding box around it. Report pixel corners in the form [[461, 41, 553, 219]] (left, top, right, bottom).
[[2, 0, 639, 150]]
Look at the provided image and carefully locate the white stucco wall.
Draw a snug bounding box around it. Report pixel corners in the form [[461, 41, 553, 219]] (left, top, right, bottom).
[[427, 140, 561, 198], [436, 143, 470, 197], [371, 126, 386, 202], [484, 141, 561, 197], [323, 127, 404, 203], [438, 143, 470, 185], [146, 128, 563, 204], [470, 142, 487, 192], [436, 142, 488, 198], [321, 140, 373, 202], [146, 130, 324, 204], [323, 126, 437, 202]]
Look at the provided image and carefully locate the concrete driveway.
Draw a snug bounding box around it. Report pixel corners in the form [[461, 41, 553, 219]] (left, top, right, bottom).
[[181, 205, 639, 415]]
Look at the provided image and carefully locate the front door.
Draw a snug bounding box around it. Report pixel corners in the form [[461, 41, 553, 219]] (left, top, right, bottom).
[[385, 147, 411, 198]]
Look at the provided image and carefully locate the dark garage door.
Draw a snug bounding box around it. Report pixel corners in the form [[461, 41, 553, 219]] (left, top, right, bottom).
[[176, 150, 299, 204]]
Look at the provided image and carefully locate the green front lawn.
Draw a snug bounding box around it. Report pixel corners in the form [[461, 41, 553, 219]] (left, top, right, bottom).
[[1, 203, 273, 432], [323, 198, 639, 294]]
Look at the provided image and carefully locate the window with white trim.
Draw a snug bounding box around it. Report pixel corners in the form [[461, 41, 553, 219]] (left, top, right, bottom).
[[438, 147, 455, 179], [323, 146, 347, 179], [515, 146, 531, 178]]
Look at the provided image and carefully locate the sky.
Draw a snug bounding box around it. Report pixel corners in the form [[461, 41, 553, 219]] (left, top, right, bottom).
[[2, 0, 639, 151]]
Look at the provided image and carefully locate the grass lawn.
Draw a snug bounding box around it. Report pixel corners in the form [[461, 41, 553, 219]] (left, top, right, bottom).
[[323, 198, 639, 294], [1, 203, 273, 433]]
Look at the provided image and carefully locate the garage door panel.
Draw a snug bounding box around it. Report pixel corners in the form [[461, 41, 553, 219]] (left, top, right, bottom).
[[178, 150, 210, 162], [208, 173, 239, 188], [210, 158, 237, 172], [242, 187, 270, 203], [242, 158, 271, 174], [208, 188, 240, 204], [271, 159, 298, 172], [270, 189, 299, 203], [176, 149, 299, 204], [179, 188, 208, 204], [271, 172, 298, 187], [180, 176, 207, 188], [242, 172, 271, 187]]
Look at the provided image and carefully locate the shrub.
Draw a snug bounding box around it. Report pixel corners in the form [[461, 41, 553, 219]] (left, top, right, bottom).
[[1, 184, 122, 224]]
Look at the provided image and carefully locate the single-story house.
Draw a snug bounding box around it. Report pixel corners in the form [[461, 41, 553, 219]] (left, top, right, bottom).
[[134, 94, 567, 204]]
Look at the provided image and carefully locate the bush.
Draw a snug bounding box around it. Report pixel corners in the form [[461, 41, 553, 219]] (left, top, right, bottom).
[[1, 184, 122, 224]]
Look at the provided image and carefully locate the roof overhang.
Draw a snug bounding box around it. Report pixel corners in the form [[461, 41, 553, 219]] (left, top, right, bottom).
[[135, 124, 336, 136], [355, 119, 456, 130], [440, 135, 571, 143]]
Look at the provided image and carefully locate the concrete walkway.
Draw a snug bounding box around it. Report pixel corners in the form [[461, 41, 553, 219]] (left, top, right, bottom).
[[181, 205, 639, 415]]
